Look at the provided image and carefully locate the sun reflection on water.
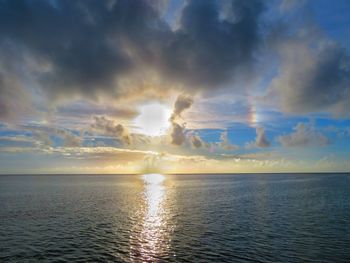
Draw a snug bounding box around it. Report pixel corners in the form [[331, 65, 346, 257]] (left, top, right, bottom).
[[130, 174, 174, 262]]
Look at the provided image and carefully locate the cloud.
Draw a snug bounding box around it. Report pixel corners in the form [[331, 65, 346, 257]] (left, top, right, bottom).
[[170, 122, 186, 146], [0, 135, 35, 148], [2, 0, 350, 175], [268, 29, 350, 117], [0, 0, 147, 99], [170, 94, 193, 122], [1, 0, 350, 123], [0, 0, 265, 108], [169, 98, 238, 150], [29, 128, 53, 147], [91, 116, 131, 145], [56, 102, 138, 120], [189, 133, 204, 148], [23, 124, 82, 148], [169, 94, 194, 146], [278, 123, 330, 147], [49, 147, 155, 162], [218, 130, 239, 151], [279, 0, 306, 12], [187, 130, 239, 151], [0, 72, 34, 122], [256, 127, 270, 147], [246, 127, 270, 148], [160, 0, 264, 88], [55, 129, 82, 147]]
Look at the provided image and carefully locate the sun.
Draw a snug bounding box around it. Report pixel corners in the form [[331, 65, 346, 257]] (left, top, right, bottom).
[[133, 102, 172, 136]]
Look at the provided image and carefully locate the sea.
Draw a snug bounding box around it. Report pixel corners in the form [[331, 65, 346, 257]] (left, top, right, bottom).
[[0, 173, 349, 262]]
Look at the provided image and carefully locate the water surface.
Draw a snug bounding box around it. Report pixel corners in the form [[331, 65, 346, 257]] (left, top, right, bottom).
[[1, 173, 349, 262]]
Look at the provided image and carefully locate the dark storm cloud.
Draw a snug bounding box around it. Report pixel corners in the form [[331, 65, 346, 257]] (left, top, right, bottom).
[[160, 0, 264, 87], [0, 0, 265, 104], [0, 0, 165, 99], [3, 0, 349, 121]]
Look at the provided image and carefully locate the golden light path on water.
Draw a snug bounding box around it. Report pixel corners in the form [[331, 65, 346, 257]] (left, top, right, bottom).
[[130, 174, 174, 262]]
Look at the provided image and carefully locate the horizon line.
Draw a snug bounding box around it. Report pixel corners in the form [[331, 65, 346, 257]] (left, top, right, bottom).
[[1, 172, 349, 176]]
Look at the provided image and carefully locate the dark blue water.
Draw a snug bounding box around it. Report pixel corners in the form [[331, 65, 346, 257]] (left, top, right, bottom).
[[0, 173, 349, 262]]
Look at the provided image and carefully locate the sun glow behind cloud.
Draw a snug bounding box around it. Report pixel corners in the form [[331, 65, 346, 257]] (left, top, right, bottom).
[[133, 103, 172, 137]]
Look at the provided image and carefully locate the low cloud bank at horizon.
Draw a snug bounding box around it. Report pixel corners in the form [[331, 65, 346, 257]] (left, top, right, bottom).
[[1, 0, 350, 173]]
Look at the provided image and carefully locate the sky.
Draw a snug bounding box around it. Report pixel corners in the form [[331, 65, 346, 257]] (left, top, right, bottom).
[[0, 0, 350, 174]]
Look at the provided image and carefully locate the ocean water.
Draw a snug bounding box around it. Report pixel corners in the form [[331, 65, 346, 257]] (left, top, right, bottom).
[[0, 173, 349, 262]]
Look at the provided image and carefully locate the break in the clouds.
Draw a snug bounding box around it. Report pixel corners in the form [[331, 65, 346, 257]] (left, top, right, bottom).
[[0, 0, 350, 173]]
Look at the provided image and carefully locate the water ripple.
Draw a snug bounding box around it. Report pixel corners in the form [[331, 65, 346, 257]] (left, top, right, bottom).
[[0, 173, 350, 262]]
